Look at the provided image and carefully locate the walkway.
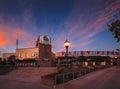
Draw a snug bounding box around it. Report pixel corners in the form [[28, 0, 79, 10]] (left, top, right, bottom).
[[56, 66, 120, 89], [0, 66, 120, 89]]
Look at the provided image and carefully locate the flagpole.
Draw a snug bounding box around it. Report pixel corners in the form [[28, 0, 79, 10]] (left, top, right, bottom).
[[16, 39, 18, 50]]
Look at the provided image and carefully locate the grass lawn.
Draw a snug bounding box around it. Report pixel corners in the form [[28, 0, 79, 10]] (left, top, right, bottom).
[[0, 64, 14, 75]]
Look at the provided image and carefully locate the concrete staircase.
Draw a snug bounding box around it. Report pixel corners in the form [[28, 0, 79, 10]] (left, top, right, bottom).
[[8, 67, 57, 77]]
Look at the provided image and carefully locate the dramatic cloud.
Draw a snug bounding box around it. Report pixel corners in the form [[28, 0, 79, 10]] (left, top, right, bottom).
[[52, 0, 120, 52], [0, 0, 120, 57], [0, 30, 11, 47], [0, 16, 36, 49]]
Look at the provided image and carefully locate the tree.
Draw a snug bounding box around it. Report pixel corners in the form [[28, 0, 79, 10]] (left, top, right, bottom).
[[0, 57, 2, 63], [108, 19, 120, 42], [8, 55, 16, 65]]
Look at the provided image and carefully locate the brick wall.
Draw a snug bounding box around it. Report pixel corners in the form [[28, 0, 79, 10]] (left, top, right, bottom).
[[38, 44, 52, 66]]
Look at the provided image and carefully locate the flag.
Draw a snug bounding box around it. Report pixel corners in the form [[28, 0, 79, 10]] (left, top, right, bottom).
[[61, 52, 65, 56], [97, 51, 99, 54], [74, 51, 76, 55], [69, 52, 71, 56], [81, 51, 83, 56], [87, 51, 90, 54], [112, 51, 114, 55], [102, 51, 104, 54], [107, 51, 109, 55]]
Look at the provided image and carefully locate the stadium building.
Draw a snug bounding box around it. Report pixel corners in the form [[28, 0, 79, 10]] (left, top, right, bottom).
[[2, 35, 120, 67], [3, 35, 53, 67]]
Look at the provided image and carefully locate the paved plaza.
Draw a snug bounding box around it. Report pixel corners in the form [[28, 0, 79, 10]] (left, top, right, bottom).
[[0, 66, 120, 89]]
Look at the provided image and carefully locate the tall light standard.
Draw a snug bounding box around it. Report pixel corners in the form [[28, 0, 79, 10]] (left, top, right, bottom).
[[64, 39, 70, 67]]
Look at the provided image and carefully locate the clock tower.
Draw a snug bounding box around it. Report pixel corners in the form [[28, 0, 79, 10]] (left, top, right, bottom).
[[36, 35, 52, 67]]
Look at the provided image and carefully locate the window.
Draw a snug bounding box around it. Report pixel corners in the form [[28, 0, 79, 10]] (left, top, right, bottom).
[[25, 53, 28, 58], [42, 52, 48, 58], [31, 52, 38, 57], [18, 53, 21, 58], [31, 52, 35, 57]]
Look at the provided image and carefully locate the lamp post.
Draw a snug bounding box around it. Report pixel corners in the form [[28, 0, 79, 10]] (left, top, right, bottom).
[[64, 39, 70, 67]]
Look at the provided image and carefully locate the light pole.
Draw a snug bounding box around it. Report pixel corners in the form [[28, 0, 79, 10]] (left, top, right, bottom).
[[64, 39, 70, 67]]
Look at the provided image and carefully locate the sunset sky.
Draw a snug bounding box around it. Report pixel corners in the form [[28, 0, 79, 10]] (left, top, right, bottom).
[[0, 0, 120, 57]]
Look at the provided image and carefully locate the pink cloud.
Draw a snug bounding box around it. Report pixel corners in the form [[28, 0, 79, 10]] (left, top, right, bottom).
[[0, 30, 11, 47], [71, 0, 120, 41], [0, 17, 35, 49], [72, 38, 97, 49], [50, 0, 120, 53]]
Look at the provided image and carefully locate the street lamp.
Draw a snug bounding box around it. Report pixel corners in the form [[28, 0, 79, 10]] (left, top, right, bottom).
[[64, 39, 70, 67]]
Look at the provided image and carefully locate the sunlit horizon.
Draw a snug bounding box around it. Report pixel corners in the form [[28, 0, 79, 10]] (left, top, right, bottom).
[[0, 0, 120, 57]]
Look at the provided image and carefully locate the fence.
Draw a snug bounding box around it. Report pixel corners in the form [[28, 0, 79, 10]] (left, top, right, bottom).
[[54, 68, 93, 85], [54, 65, 111, 85], [41, 65, 111, 88]]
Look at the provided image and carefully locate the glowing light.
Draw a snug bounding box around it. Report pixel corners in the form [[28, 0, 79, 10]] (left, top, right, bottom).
[[64, 39, 70, 47]]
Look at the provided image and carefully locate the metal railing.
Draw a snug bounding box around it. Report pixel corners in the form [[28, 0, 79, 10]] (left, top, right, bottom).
[[54, 65, 111, 85]]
